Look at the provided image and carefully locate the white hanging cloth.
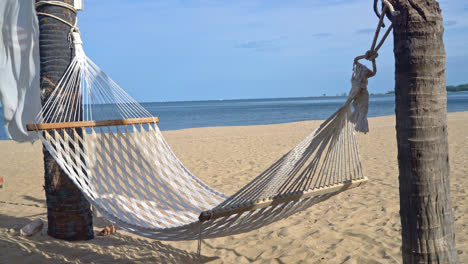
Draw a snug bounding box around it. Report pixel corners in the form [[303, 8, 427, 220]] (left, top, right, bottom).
[[0, 0, 40, 142]]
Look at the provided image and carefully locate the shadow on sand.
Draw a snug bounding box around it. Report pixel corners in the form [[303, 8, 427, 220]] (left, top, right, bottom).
[[0, 213, 218, 263]]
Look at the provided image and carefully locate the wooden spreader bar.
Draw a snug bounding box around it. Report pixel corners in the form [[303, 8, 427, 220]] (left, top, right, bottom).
[[199, 177, 368, 222], [26, 117, 159, 131]]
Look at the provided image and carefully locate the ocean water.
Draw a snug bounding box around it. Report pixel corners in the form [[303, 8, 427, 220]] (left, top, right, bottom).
[[1, 93, 467, 140]]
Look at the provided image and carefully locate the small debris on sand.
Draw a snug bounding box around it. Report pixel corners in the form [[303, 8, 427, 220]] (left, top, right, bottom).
[[20, 219, 44, 236], [98, 224, 116, 236]]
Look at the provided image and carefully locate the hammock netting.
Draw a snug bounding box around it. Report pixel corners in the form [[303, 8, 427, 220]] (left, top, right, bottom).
[[30, 31, 374, 241]]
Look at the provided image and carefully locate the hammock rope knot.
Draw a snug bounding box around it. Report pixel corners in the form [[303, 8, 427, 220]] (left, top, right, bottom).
[[364, 50, 379, 61]]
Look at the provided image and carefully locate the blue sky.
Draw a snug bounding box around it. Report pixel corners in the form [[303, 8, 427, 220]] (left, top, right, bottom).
[[77, 0, 468, 102]]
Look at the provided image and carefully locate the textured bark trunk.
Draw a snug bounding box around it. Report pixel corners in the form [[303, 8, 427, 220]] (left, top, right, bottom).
[[392, 0, 458, 262], [36, 0, 93, 241]]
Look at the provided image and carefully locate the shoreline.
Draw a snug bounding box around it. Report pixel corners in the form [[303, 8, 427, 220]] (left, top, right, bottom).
[[1, 111, 467, 140]]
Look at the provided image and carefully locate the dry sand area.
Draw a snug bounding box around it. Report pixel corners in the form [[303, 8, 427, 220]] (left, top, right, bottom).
[[0, 112, 467, 263]]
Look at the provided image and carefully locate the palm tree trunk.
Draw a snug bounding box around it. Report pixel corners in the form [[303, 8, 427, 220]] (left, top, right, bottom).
[[36, 0, 93, 240], [392, 0, 458, 262]]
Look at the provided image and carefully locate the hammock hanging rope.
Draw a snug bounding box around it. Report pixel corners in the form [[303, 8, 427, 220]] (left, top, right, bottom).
[[29, 1, 395, 242]]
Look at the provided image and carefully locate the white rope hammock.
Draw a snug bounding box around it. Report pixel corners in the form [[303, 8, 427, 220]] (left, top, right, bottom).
[[30, 0, 395, 242]]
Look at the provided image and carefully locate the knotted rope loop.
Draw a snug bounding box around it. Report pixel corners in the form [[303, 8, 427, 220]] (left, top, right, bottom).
[[365, 50, 378, 61], [373, 0, 400, 27], [354, 0, 397, 75]]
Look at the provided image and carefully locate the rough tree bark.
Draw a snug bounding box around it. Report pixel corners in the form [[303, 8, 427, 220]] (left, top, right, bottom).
[[392, 0, 458, 262], [36, 0, 93, 240]]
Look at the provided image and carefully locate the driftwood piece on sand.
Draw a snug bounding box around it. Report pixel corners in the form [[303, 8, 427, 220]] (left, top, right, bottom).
[[98, 224, 116, 236], [20, 219, 44, 236]]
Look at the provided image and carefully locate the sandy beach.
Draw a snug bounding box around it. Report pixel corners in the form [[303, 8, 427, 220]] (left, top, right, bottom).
[[0, 112, 466, 263]]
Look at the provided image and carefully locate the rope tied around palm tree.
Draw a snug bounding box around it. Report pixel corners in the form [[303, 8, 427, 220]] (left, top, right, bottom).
[[355, 0, 399, 74], [35, 1, 80, 45]]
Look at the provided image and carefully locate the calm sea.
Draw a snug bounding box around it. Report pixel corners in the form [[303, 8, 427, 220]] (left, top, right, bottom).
[[1, 93, 467, 140]]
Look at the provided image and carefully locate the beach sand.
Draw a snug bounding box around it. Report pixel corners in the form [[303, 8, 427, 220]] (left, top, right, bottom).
[[0, 112, 466, 263]]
